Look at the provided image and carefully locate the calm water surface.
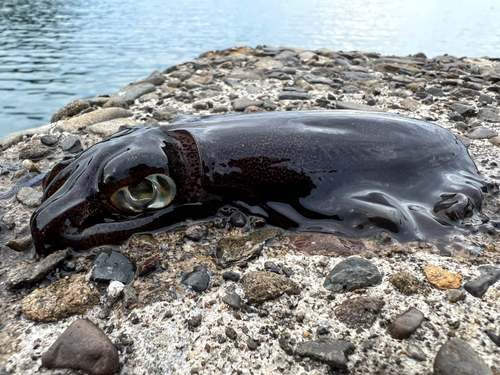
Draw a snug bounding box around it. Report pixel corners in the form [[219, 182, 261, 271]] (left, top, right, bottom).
[[1, 0, 499, 139]]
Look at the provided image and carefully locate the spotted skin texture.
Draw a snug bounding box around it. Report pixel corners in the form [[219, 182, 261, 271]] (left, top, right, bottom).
[[31, 111, 485, 256]]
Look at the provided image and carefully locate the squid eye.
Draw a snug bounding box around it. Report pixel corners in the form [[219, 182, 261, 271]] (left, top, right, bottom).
[[110, 174, 176, 212]]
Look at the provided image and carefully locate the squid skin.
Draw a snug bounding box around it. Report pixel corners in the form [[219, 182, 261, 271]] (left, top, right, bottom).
[[30, 110, 485, 256]]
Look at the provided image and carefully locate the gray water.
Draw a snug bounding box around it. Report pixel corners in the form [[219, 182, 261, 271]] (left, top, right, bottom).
[[1, 0, 499, 140]]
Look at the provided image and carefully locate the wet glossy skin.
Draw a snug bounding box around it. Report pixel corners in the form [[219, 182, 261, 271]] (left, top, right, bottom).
[[31, 111, 485, 256]]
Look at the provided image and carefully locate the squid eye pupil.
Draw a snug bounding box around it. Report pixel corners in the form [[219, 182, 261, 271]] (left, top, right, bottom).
[[128, 179, 155, 202]]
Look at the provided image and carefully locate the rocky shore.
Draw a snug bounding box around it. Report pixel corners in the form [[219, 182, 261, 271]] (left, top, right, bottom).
[[0, 46, 499, 375]]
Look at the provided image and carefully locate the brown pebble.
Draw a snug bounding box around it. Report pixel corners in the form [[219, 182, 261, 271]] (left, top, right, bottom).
[[387, 307, 425, 339], [423, 265, 462, 290]]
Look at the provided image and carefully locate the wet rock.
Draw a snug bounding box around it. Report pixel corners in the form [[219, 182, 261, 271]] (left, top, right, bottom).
[[222, 293, 241, 309], [22, 274, 100, 322], [485, 331, 500, 348], [433, 338, 493, 375], [468, 126, 498, 139], [102, 97, 128, 109], [406, 343, 427, 362], [463, 265, 500, 298], [40, 134, 59, 146], [242, 271, 300, 304], [216, 229, 280, 268], [323, 257, 382, 293], [7, 250, 69, 289], [51, 99, 90, 123], [232, 98, 264, 111], [295, 338, 354, 369], [278, 91, 311, 100], [19, 141, 54, 160], [335, 297, 385, 328], [229, 212, 247, 227], [91, 250, 136, 284], [478, 108, 500, 123], [387, 307, 424, 339], [61, 136, 83, 153], [181, 266, 210, 292], [55, 108, 132, 132], [389, 271, 430, 296], [16, 186, 42, 207], [137, 256, 160, 277], [336, 101, 384, 112], [6, 235, 32, 252], [113, 82, 156, 102], [41, 319, 119, 375], [423, 265, 462, 290], [184, 225, 207, 241], [88, 118, 138, 138], [222, 271, 240, 282], [290, 234, 367, 256], [446, 289, 466, 303]]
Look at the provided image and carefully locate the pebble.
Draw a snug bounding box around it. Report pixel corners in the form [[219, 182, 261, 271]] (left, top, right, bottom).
[[433, 338, 493, 375], [225, 327, 238, 341], [137, 256, 160, 277], [264, 261, 281, 274], [323, 257, 382, 293], [6, 235, 32, 252], [181, 266, 210, 292], [22, 274, 100, 322], [468, 126, 499, 139], [463, 265, 500, 298], [336, 101, 384, 111], [446, 288, 466, 303], [122, 285, 138, 308], [295, 338, 355, 369], [406, 343, 427, 362], [449, 103, 477, 117], [107, 280, 125, 301], [232, 98, 264, 111], [278, 91, 311, 100], [61, 136, 83, 153], [426, 87, 445, 96], [15, 187, 42, 207], [485, 331, 500, 348], [51, 99, 90, 123], [91, 250, 136, 284], [229, 212, 247, 227], [7, 250, 69, 289], [242, 271, 300, 304], [41, 319, 119, 375], [387, 307, 425, 339], [335, 297, 385, 328], [247, 338, 258, 351], [40, 134, 59, 146], [102, 97, 128, 109], [19, 141, 54, 160], [88, 118, 138, 138], [222, 271, 241, 282], [55, 107, 132, 132], [423, 265, 462, 290], [184, 225, 207, 241], [389, 271, 430, 296], [113, 82, 156, 102], [478, 108, 500, 123], [222, 293, 242, 309]]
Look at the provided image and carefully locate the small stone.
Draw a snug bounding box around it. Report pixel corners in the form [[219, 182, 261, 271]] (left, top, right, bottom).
[[232, 98, 263, 111], [433, 338, 493, 375], [22, 274, 100, 322], [426, 87, 445, 97], [222, 271, 241, 282], [264, 261, 281, 274], [336, 101, 384, 112], [468, 126, 498, 139], [137, 256, 160, 277], [51, 99, 90, 123], [92, 250, 136, 284], [463, 265, 500, 298], [122, 285, 138, 308], [6, 235, 33, 252], [263, 100, 277, 110], [290, 234, 366, 256], [55, 108, 132, 132], [446, 289, 466, 303], [102, 97, 127, 109], [184, 225, 207, 242], [113, 82, 156, 102], [479, 93, 493, 104], [401, 98, 419, 111], [225, 327, 238, 341], [278, 91, 311, 100], [490, 136, 500, 147], [15, 187, 42, 207], [229, 212, 247, 227], [478, 108, 500, 123], [192, 101, 208, 110], [40, 134, 59, 146], [247, 338, 258, 351], [449, 111, 465, 122], [19, 142, 54, 160], [335, 297, 385, 328], [389, 271, 430, 296], [7, 250, 69, 289], [182, 266, 210, 293], [423, 265, 462, 290], [188, 315, 202, 328], [242, 271, 300, 304], [41, 319, 119, 375], [282, 267, 295, 277], [222, 293, 241, 309], [406, 343, 427, 362], [387, 307, 424, 339], [317, 326, 330, 335], [107, 280, 125, 301], [61, 137, 83, 153], [88, 118, 138, 138], [323, 257, 382, 293], [295, 338, 354, 369], [211, 106, 228, 113], [450, 103, 477, 117], [485, 331, 500, 348]]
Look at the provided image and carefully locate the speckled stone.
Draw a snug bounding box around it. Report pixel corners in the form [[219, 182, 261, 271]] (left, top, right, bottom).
[[22, 274, 100, 322], [55, 108, 132, 132], [389, 271, 430, 296], [335, 297, 385, 328], [242, 271, 300, 304], [295, 338, 355, 369], [387, 307, 424, 339], [433, 338, 493, 375], [15, 187, 42, 207], [464, 265, 500, 298], [423, 265, 462, 290], [324, 257, 382, 293], [51, 99, 90, 123]]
